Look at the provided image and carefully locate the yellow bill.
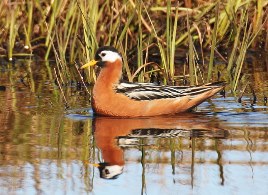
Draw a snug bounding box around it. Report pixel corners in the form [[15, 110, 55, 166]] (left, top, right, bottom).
[[81, 60, 98, 69]]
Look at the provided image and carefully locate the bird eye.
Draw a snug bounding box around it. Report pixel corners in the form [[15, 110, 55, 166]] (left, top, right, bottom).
[[104, 169, 110, 174], [100, 52, 106, 57]]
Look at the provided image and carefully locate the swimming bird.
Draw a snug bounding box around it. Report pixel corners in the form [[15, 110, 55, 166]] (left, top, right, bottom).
[[81, 46, 225, 117]]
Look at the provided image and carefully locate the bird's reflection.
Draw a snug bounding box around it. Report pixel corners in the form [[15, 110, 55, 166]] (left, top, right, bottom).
[[92, 113, 229, 179]]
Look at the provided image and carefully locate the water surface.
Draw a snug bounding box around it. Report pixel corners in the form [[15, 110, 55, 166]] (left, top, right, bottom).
[[0, 58, 268, 195]]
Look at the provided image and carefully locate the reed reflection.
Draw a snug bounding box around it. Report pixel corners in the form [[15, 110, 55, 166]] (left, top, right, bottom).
[[92, 114, 229, 180]]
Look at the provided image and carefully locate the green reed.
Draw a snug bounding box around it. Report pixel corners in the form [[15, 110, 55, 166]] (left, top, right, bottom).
[[187, 13, 195, 86], [8, 5, 19, 61], [137, 0, 144, 82], [24, 0, 33, 51], [207, 3, 219, 83], [166, 0, 180, 83]]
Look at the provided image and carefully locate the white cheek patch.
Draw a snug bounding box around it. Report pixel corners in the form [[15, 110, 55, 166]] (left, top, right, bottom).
[[101, 51, 122, 62]]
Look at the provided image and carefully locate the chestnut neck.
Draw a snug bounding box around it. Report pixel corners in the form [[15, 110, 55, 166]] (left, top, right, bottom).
[[95, 59, 123, 88]]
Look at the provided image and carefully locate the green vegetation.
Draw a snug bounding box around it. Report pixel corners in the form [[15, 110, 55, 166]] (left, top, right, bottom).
[[0, 0, 268, 91]]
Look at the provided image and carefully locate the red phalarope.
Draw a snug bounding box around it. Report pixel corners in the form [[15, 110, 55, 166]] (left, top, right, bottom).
[[81, 46, 225, 117]]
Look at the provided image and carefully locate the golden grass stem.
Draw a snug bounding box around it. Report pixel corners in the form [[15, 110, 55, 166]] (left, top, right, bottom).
[[187, 12, 194, 85], [207, 2, 219, 82]]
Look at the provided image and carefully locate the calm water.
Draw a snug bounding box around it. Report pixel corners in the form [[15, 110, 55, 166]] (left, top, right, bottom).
[[0, 58, 268, 195]]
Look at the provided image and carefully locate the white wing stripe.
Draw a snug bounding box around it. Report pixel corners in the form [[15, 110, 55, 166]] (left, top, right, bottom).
[[115, 82, 224, 101]]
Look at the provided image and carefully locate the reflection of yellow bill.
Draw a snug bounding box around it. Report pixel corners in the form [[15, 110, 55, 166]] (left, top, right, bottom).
[[91, 163, 100, 168], [83, 160, 100, 167], [81, 60, 98, 69]]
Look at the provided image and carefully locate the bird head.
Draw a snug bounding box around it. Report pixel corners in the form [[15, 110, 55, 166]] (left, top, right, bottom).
[[81, 46, 122, 69], [98, 163, 124, 179]]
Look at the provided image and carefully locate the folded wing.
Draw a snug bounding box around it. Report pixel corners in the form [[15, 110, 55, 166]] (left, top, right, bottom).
[[115, 81, 225, 100]]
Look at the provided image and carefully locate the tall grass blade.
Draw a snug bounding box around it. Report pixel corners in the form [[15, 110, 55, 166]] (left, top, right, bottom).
[[187, 12, 194, 85], [166, 0, 171, 71], [137, 0, 144, 82], [25, 0, 33, 50], [207, 3, 219, 82], [8, 5, 19, 61], [169, 2, 179, 82], [232, 13, 250, 91]]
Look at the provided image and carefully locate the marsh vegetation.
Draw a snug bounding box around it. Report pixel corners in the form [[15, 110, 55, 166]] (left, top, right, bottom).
[[0, 0, 267, 91]]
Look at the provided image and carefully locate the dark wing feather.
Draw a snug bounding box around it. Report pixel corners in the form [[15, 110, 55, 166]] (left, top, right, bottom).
[[115, 81, 225, 100]]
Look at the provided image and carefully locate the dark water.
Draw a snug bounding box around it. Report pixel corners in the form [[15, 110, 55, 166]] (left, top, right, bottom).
[[0, 58, 268, 195]]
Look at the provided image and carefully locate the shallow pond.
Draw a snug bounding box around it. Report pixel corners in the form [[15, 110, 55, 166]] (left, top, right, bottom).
[[0, 57, 268, 195]]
